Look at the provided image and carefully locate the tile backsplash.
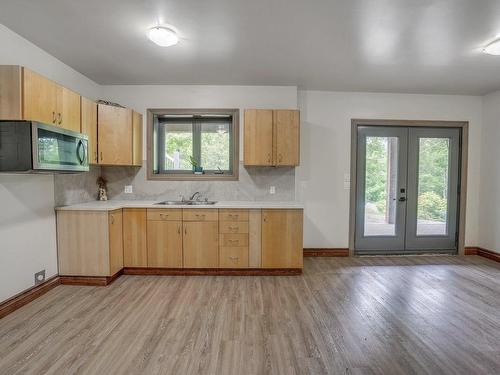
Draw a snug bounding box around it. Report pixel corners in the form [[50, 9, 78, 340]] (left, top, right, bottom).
[[54, 162, 296, 206]]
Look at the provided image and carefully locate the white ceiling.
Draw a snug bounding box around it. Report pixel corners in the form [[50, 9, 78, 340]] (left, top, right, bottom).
[[1, 0, 500, 95]]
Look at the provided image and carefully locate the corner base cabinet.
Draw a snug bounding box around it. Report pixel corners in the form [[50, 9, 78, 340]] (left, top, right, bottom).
[[57, 210, 123, 277], [55, 207, 303, 278]]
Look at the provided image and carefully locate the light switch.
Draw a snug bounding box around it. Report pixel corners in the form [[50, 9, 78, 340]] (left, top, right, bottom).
[[124, 185, 133, 194]]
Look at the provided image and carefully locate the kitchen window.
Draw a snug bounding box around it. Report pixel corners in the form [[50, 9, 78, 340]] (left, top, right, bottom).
[[148, 109, 239, 180]]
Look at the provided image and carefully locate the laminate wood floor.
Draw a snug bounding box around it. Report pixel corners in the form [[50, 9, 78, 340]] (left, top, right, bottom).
[[1, 256, 499, 375]]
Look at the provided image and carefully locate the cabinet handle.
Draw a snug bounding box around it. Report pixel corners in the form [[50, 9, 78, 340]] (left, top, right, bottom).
[[94, 151, 98, 163], [267, 153, 271, 163], [184, 227, 187, 235], [229, 226, 238, 232], [195, 214, 206, 218], [228, 214, 239, 219], [52, 111, 56, 123], [110, 215, 114, 224], [160, 213, 169, 219], [229, 240, 239, 245], [100, 152, 103, 161], [229, 256, 239, 261], [178, 226, 181, 234], [58, 113, 62, 125]]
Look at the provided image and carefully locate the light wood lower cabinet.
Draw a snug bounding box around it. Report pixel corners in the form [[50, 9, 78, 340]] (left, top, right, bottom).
[[57, 209, 123, 277], [56, 207, 303, 276], [262, 209, 303, 268], [147, 220, 183, 268], [183, 221, 219, 268], [123, 209, 147, 267]]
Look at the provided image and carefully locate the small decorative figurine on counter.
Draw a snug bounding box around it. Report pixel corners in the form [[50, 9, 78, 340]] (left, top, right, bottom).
[[97, 176, 108, 201]]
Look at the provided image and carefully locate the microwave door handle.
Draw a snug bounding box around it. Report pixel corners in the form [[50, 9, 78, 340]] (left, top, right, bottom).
[[81, 141, 87, 165], [76, 140, 84, 165]]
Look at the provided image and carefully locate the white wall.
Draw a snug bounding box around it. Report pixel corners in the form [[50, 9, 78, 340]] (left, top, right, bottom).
[[479, 90, 500, 254], [0, 24, 100, 301], [297, 90, 483, 248]]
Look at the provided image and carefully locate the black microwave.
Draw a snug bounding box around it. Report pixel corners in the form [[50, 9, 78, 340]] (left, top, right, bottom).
[[0, 121, 89, 173]]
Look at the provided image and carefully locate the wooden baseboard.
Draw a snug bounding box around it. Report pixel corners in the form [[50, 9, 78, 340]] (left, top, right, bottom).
[[304, 248, 349, 257], [60, 269, 123, 286], [464, 247, 479, 255], [123, 267, 302, 276], [0, 276, 61, 319], [465, 246, 500, 263]]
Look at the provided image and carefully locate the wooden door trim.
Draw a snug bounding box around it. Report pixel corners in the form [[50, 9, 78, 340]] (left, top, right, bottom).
[[349, 119, 469, 256]]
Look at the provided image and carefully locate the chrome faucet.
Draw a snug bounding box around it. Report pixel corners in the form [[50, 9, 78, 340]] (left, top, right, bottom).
[[189, 191, 201, 201]]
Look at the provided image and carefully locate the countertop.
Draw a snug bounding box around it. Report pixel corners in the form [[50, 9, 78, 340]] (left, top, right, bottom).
[[55, 200, 304, 211]]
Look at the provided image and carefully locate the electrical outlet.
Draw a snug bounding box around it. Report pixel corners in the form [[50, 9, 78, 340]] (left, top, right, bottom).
[[269, 186, 276, 195], [34, 270, 45, 285], [124, 185, 133, 194]]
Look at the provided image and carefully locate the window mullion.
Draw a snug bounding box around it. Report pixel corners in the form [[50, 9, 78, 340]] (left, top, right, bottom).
[[193, 119, 201, 167]]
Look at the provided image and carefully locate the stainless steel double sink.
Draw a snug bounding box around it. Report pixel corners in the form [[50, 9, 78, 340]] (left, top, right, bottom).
[[155, 200, 217, 206]]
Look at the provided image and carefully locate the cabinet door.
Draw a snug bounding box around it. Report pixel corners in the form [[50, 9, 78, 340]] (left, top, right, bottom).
[[57, 86, 81, 132], [81, 97, 98, 164], [183, 222, 219, 268], [23, 68, 57, 125], [274, 110, 300, 166], [132, 111, 143, 166], [123, 208, 147, 267], [108, 210, 124, 276], [98, 104, 133, 165], [147, 220, 183, 268], [262, 209, 303, 268], [244, 109, 274, 166]]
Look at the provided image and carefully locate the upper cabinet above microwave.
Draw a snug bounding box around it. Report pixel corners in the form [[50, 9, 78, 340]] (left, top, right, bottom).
[[0, 66, 81, 133], [244, 109, 300, 167]]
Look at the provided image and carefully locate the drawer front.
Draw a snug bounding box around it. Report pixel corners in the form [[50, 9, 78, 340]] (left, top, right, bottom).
[[183, 209, 218, 221], [219, 209, 249, 222], [219, 247, 249, 268], [220, 233, 249, 247], [147, 209, 182, 221], [219, 221, 249, 234]]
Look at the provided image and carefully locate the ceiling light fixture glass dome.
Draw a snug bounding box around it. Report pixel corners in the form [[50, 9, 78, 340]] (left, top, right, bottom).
[[148, 26, 179, 47], [483, 38, 500, 55]]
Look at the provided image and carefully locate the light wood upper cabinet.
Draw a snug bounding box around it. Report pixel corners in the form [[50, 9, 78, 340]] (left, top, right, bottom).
[[132, 111, 143, 166], [57, 209, 123, 277], [98, 103, 133, 165], [0, 66, 81, 132], [244, 109, 300, 167], [183, 221, 219, 268], [23, 68, 58, 126], [147, 220, 183, 268], [81, 97, 98, 164], [262, 209, 303, 269], [57, 86, 81, 132], [123, 208, 148, 267], [244, 109, 274, 166], [274, 110, 300, 166]]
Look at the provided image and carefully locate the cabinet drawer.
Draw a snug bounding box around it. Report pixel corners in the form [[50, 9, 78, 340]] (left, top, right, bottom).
[[183, 209, 218, 221], [147, 209, 182, 221], [220, 233, 249, 247], [219, 209, 249, 222], [219, 247, 249, 268], [219, 221, 249, 234]]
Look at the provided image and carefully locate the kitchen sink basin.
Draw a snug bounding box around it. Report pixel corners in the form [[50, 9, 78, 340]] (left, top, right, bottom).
[[155, 200, 217, 205]]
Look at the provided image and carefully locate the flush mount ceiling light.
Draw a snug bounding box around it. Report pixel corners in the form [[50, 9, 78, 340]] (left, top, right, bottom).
[[483, 38, 500, 55], [148, 26, 178, 47]]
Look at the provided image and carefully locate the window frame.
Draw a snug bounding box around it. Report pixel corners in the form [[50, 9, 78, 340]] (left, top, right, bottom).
[[147, 108, 239, 181]]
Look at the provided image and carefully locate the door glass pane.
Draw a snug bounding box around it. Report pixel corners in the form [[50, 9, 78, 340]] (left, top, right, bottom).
[[364, 136, 398, 236], [416, 138, 449, 236]]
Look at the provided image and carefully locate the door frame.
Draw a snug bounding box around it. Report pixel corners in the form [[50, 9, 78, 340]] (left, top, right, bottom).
[[349, 119, 469, 256]]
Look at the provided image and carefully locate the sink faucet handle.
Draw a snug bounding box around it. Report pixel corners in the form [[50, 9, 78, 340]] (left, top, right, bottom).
[[179, 194, 186, 202]]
